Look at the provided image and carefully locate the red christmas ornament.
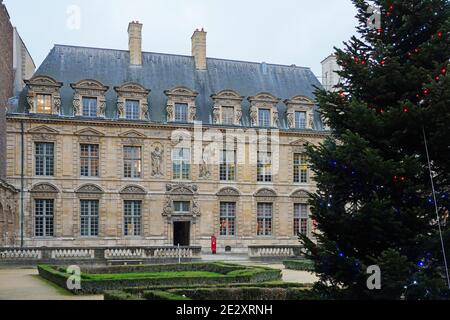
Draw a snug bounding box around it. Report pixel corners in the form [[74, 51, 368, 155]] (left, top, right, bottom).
[[438, 32, 443, 38], [442, 68, 447, 75], [422, 89, 430, 95], [435, 76, 440, 81], [380, 60, 386, 66], [403, 106, 409, 113]]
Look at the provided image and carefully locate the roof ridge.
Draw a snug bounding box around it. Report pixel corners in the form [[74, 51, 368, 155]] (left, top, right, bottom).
[[52, 44, 311, 70]]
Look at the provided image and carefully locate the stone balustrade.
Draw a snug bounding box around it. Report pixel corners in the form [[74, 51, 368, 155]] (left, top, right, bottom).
[[248, 245, 302, 258], [0, 246, 202, 266]]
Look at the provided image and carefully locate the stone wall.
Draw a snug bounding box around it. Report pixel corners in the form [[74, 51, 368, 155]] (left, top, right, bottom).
[[0, 0, 14, 180], [0, 180, 19, 246]]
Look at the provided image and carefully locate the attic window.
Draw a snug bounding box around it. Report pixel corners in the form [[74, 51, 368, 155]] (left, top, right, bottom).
[[126, 100, 140, 120], [211, 90, 243, 126], [25, 76, 63, 115], [174, 103, 188, 122], [82, 97, 98, 117], [36, 94, 52, 114], [164, 87, 198, 123]]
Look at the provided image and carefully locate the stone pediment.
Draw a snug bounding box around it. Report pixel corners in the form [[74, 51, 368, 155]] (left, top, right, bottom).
[[115, 82, 150, 94], [290, 139, 308, 146], [70, 79, 109, 92], [291, 189, 311, 199], [164, 86, 199, 98], [120, 185, 147, 195], [30, 183, 59, 193], [217, 187, 240, 197], [76, 184, 104, 194], [119, 130, 147, 139], [284, 95, 315, 106], [211, 90, 244, 101], [254, 188, 277, 198], [248, 92, 281, 104], [28, 126, 59, 135], [166, 183, 198, 195], [25, 75, 63, 88]]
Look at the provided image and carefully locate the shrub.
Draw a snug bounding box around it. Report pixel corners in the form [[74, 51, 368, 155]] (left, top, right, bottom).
[[283, 260, 315, 271], [104, 290, 144, 301]]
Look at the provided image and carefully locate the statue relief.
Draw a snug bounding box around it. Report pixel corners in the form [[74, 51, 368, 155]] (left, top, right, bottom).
[[98, 100, 106, 117], [117, 101, 124, 118], [287, 112, 294, 129], [250, 105, 258, 126], [152, 145, 164, 177], [166, 103, 174, 122], [213, 104, 221, 124], [235, 108, 242, 124], [309, 115, 315, 130], [199, 148, 212, 179]]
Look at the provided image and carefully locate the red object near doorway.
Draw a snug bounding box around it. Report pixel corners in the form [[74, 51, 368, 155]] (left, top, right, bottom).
[[211, 235, 217, 254]]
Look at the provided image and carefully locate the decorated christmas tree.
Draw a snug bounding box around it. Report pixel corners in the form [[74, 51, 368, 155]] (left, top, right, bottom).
[[301, 0, 450, 299]]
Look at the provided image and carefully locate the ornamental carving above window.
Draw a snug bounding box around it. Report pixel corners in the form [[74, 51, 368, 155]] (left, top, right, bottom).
[[70, 80, 109, 118], [25, 76, 63, 115], [114, 83, 151, 120], [164, 86, 198, 123], [284, 96, 315, 130], [211, 90, 244, 126], [248, 92, 281, 128]]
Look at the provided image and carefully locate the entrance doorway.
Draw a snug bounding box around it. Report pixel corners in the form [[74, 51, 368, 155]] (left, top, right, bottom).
[[173, 221, 191, 246]]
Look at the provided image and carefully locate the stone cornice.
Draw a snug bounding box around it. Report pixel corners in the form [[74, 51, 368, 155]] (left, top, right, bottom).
[[6, 114, 331, 139]]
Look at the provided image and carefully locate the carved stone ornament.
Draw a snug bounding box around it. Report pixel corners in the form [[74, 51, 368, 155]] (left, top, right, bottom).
[[151, 144, 164, 177], [25, 76, 63, 115], [70, 79, 109, 117], [210, 90, 244, 126], [164, 86, 199, 123], [217, 187, 240, 197], [248, 92, 281, 128], [166, 183, 198, 195], [76, 184, 104, 194], [290, 189, 310, 199], [120, 185, 147, 195], [30, 183, 59, 194], [254, 188, 277, 202], [114, 83, 151, 120], [284, 95, 316, 130]]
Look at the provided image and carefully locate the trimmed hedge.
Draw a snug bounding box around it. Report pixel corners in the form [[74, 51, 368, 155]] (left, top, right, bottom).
[[283, 260, 315, 271], [38, 263, 282, 295], [103, 290, 144, 301], [143, 290, 192, 301]]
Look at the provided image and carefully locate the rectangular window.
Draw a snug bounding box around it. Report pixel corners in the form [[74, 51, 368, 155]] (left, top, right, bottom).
[[294, 153, 308, 183], [82, 97, 97, 117], [36, 94, 52, 114], [258, 109, 271, 127], [220, 150, 236, 181], [222, 106, 235, 125], [123, 146, 142, 178], [294, 204, 309, 236], [172, 147, 191, 180], [174, 201, 191, 214], [125, 100, 140, 120], [257, 151, 272, 182], [124, 200, 141, 236], [174, 103, 188, 122], [35, 142, 54, 176], [257, 203, 273, 236], [80, 200, 99, 237], [35, 199, 54, 237], [220, 202, 236, 236], [295, 111, 307, 129], [80, 144, 99, 177]]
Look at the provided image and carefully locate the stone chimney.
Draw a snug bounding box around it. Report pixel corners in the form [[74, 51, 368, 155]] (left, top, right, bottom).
[[191, 28, 207, 70], [128, 21, 143, 65]]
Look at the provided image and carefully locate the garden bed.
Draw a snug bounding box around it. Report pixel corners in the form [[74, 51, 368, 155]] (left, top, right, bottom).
[[37, 262, 282, 294]]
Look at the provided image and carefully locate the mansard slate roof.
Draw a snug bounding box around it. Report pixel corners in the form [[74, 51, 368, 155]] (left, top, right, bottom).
[[14, 44, 325, 130]]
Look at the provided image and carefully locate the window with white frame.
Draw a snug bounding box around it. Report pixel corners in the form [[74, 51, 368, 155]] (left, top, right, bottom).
[[258, 108, 271, 127], [172, 147, 191, 180], [124, 200, 141, 236], [294, 204, 308, 236], [35, 142, 54, 176], [80, 144, 99, 177], [174, 201, 191, 214], [220, 150, 236, 181], [295, 111, 307, 129], [257, 203, 273, 236], [257, 151, 272, 182], [123, 146, 142, 178], [220, 202, 236, 236], [80, 200, 99, 237], [35, 199, 54, 237], [294, 153, 308, 183], [125, 100, 140, 120], [82, 97, 98, 117], [174, 103, 188, 122], [222, 106, 235, 125]]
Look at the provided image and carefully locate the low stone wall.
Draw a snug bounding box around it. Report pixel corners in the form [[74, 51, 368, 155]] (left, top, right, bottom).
[[248, 245, 303, 260], [0, 246, 202, 266]]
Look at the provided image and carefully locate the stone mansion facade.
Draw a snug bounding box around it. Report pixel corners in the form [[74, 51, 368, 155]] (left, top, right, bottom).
[[4, 22, 329, 253]]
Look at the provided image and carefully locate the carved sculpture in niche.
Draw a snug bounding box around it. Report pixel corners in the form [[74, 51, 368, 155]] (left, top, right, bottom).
[[117, 101, 124, 118], [166, 103, 174, 122], [188, 106, 197, 122], [250, 105, 258, 126], [151, 144, 164, 177], [309, 116, 315, 130], [212, 103, 221, 124], [73, 93, 81, 115], [199, 148, 212, 180], [287, 112, 294, 128], [98, 100, 106, 117]]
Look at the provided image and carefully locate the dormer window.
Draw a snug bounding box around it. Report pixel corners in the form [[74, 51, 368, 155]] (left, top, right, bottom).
[[82, 97, 98, 118], [125, 100, 140, 120], [36, 94, 52, 114], [174, 103, 188, 123], [248, 93, 281, 128], [165, 87, 198, 123], [258, 109, 271, 127], [25, 76, 63, 115], [295, 111, 307, 129], [285, 96, 315, 130], [114, 83, 151, 121], [71, 80, 109, 118], [211, 90, 243, 126]]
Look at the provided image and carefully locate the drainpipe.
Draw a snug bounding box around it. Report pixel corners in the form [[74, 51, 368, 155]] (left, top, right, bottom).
[[20, 120, 24, 248]]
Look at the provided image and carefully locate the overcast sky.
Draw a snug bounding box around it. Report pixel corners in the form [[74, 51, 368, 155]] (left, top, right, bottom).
[[4, 0, 358, 78]]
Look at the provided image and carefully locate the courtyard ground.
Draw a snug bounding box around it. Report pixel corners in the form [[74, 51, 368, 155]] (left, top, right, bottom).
[[0, 256, 318, 300]]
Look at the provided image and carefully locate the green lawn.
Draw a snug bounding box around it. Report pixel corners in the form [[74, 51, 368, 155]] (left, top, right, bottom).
[[82, 271, 225, 281]]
